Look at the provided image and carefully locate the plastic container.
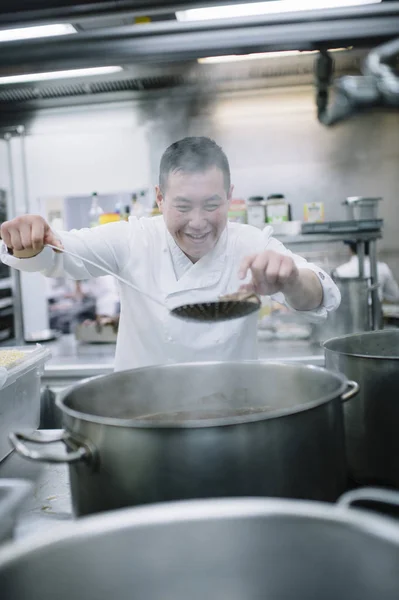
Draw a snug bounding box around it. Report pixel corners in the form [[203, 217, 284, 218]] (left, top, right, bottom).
[[247, 197, 266, 228], [272, 221, 302, 236], [99, 213, 121, 225], [228, 199, 247, 223], [0, 345, 51, 463]]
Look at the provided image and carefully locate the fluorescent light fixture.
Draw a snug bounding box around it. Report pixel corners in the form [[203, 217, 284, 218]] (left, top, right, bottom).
[[0, 66, 123, 85], [0, 23, 76, 42], [198, 48, 348, 63], [176, 0, 381, 22]]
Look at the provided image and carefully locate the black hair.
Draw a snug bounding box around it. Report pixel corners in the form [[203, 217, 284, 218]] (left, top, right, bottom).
[[344, 241, 370, 256], [159, 136, 231, 193]]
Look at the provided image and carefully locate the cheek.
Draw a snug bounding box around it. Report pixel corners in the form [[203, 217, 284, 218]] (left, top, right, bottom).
[[167, 212, 187, 233], [211, 208, 228, 232]]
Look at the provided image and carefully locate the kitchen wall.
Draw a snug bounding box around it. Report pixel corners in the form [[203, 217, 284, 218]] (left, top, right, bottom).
[[2, 84, 399, 277]]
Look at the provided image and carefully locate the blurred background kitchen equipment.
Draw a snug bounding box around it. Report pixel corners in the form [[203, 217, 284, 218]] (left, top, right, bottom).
[[311, 275, 374, 344], [324, 329, 399, 487], [343, 197, 382, 221], [10, 361, 357, 515], [1, 489, 399, 600]]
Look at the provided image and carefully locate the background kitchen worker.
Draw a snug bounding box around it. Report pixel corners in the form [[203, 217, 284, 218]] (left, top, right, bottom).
[[336, 241, 399, 303], [1, 136, 340, 371]]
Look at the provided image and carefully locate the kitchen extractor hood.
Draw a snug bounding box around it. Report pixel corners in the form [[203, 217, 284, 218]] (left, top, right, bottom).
[[0, 48, 366, 109], [0, 3, 398, 73], [316, 36, 399, 124]]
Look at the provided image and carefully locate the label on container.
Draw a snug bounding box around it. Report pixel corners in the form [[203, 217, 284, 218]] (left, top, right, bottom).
[[247, 205, 265, 229]]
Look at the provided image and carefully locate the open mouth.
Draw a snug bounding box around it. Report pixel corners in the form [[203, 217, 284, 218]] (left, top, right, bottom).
[[185, 232, 211, 243]]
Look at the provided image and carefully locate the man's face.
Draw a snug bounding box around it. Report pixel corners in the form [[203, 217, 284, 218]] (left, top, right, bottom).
[[156, 166, 233, 262]]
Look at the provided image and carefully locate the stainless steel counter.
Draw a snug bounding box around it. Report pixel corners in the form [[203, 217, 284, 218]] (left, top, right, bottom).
[[40, 334, 323, 384], [42, 334, 115, 380], [0, 443, 72, 541]]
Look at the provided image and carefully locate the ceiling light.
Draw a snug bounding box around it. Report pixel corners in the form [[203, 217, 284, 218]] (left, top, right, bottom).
[[0, 66, 123, 85], [176, 0, 381, 22], [198, 48, 349, 63], [0, 24, 76, 43]]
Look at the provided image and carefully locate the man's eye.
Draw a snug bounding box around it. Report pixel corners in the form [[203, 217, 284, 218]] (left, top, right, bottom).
[[205, 205, 220, 212], [176, 206, 191, 212]]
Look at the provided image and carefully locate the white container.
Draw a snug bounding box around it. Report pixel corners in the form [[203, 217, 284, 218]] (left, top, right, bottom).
[[0, 345, 51, 463], [272, 221, 302, 236]]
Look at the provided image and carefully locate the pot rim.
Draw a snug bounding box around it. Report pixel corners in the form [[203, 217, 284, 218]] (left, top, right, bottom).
[[56, 360, 350, 429], [1, 496, 399, 570], [323, 330, 399, 361]]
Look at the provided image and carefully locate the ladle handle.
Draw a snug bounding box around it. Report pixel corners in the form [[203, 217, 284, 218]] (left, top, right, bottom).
[[45, 244, 164, 307]]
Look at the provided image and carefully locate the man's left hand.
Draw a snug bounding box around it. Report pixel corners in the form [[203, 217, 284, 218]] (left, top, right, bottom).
[[238, 250, 299, 296], [238, 250, 323, 311]]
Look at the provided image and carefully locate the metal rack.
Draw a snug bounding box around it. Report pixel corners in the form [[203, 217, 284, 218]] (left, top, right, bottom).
[[276, 227, 383, 330]]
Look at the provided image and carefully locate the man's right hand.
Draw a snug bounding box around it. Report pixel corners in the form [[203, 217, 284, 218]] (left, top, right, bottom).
[[0, 215, 63, 258]]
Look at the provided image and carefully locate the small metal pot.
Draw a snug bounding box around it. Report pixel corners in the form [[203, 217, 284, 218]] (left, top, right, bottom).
[[324, 330, 399, 486], [1, 488, 399, 600], [343, 196, 382, 220], [10, 362, 358, 516]]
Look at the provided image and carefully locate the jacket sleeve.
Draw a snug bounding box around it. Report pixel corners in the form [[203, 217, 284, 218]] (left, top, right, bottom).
[[1, 220, 132, 281]]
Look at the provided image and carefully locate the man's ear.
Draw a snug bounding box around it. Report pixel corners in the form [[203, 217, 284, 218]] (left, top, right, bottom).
[[227, 185, 234, 205], [155, 186, 164, 212]]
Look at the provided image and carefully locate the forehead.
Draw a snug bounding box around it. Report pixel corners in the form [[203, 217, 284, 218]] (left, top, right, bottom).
[[164, 167, 226, 199]]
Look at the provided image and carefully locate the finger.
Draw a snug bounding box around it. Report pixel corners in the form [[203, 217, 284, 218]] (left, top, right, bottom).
[[276, 257, 295, 284], [248, 254, 269, 286], [31, 219, 45, 250], [0, 223, 12, 248], [238, 254, 257, 280], [10, 229, 23, 251], [20, 223, 34, 249], [265, 253, 283, 285], [44, 228, 63, 250]]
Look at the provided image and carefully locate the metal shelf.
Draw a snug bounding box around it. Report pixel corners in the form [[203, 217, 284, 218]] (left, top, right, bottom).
[[275, 231, 383, 245]]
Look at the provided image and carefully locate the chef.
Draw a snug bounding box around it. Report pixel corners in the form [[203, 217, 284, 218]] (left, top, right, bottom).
[[1, 136, 340, 371]]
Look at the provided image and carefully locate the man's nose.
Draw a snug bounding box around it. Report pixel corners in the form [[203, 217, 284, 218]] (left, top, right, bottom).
[[188, 209, 207, 230]]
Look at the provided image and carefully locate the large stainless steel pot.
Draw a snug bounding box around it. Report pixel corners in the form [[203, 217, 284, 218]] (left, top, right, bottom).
[[10, 362, 358, 516], [1, 488, 399, 600], [324, 330, 399, 486]]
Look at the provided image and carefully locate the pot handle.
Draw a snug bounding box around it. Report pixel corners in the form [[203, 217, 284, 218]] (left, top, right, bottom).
[[341, 380, 359, 403], [9, 430, 94, 464], [338, 487, 399, 512]]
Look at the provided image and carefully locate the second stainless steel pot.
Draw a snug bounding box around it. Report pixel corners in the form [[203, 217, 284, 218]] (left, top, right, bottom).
[[324, 330, 399, 486], [1, 489, 399, 600], [10, 361, 358, 516]]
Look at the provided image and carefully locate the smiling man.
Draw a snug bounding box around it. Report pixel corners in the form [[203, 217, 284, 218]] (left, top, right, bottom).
[[1, 137, 340, 371]]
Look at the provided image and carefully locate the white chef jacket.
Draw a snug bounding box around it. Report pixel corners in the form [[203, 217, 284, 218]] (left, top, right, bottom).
[[1, 217, 340, 371], [335, 256, 399, 303]]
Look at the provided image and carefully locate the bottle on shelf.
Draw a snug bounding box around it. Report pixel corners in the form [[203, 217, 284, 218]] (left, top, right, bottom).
[[123, 205, 130, 221], [89, 192, 103, 228], [131, 193, 145, 218]]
